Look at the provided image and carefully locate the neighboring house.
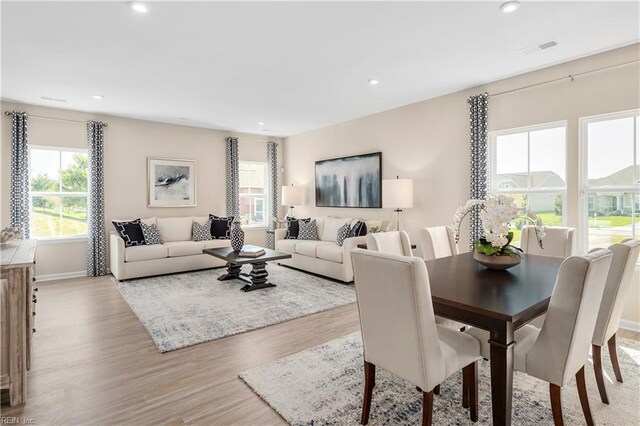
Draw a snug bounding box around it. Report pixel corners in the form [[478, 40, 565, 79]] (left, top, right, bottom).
[[496, 166, 639, 215]]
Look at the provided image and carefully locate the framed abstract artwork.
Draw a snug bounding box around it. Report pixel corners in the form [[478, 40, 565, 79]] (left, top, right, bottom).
[[315, 152, 382, 208], [147, 157, 196, 207]]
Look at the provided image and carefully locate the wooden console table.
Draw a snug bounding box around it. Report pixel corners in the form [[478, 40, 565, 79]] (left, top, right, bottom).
[[1, 239, 37, 406]]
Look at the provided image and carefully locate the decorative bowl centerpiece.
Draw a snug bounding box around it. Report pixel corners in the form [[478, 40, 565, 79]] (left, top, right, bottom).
[[450, 195, 546, 271]]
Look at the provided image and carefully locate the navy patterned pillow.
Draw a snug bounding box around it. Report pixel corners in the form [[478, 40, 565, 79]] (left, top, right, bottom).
[[286, 217, 311, 239], [112, 219, 146, 247], [192, 218, 213, 242], [336, 223, 351, 247], [298, 219, 318, 240], [209, 215, 233, 239], [349, 220, 368, 238], [140, 222, 164, 245]]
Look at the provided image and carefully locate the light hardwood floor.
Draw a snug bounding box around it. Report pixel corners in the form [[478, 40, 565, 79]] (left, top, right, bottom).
[[0, 274, 361, 424]]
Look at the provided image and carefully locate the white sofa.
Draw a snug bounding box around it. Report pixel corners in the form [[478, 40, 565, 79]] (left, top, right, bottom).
[[110, 216, 230, 280], [275, 216, 382, 283]]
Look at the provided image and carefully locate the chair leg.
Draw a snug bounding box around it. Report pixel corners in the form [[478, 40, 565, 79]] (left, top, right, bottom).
[[422, 390, 433, 426], [608, 333, 623, 383], [576, 366, 595, 426], [462, 366, 469, 408], [550, 384, 564, 426], [361, 361, 375, 425], [433, 385, 440, 395], [592, 344, 609, 404]]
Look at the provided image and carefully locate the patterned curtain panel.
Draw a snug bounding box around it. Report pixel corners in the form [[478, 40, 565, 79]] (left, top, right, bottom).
[[9, 112, 30, 238], [468, 93, 489, 249], [225, 137, 240, 217], [266, 142, 278, 249], [87, 121, 108, 276]]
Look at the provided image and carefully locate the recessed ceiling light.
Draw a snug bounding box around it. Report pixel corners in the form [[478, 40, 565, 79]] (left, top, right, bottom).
[[130, 2, 149, 14], [92, 94, 104, 100], [499, 1, 520, 13], [368, 79, 379, 86], [258, 121, 265, 126]]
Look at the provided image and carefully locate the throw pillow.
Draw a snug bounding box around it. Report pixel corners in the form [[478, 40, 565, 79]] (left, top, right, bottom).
[[192, 218, 213, 242], [286, 217, 311, 239], [112, 219, 146, 247], [140, 222, 164, 245], [209, 215, 233, 239], [336, 223, 351, 247], [298, 219, 318, 240], [349, 220, 368, 238]]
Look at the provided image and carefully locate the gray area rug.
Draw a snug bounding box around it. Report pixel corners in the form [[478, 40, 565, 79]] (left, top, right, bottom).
[[240, 332, 640, 425], [113, 265, 355, 352]]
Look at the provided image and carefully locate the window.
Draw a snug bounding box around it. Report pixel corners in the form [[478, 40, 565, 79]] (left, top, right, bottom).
[[581, 111, 639, 252], [29, 146, 89, 239], [490, 122, 567, 246], [239, 161, 268, 227]]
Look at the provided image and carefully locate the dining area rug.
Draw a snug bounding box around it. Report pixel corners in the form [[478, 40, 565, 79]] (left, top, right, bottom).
[[239, 332, 640, 425], [113, 265, 356, 352]]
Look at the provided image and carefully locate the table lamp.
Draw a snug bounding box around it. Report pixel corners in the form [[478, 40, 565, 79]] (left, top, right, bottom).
[[282, 185, 303, 218], [382, 176, 413, 231]]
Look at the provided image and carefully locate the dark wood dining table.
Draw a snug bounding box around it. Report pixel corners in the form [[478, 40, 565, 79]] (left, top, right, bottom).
[[424, 252, 564, 426]]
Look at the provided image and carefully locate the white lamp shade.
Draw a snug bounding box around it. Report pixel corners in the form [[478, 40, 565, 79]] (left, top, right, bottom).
[[282, 186, 303, 206], [382, 179, 413, 209]]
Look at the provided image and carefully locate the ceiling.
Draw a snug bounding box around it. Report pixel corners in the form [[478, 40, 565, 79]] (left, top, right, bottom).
[[2, 1, 639, 137]]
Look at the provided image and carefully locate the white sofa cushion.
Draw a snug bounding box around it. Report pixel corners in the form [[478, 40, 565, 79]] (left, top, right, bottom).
[[276, 239, 297, 253], [313, 216, 327, 241], [125, 244, 168, 262], [202, 239, 231, 249], [295, 241, 333, 257], [165, 241, 205, 257], [322, 217, 353, 242], [157, 217, 192, 242], [193, 216, 209, 225], [317, 244, 343, 263]]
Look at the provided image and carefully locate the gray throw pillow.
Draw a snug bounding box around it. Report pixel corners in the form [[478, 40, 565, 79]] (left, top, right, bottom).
[[336, 223, 351, 246], [192, 218, 213, 242], [298, 219, 318, 240], [140, 222, 164, 245]]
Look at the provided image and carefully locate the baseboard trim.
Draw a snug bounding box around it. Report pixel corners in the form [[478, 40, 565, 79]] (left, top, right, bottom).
[[620, 319, 640, 333], [36, 271, 87, 282]]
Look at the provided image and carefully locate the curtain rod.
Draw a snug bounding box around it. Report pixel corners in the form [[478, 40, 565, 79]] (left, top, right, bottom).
[[3, 111, 108, 127], [490, 59, 639, 98]]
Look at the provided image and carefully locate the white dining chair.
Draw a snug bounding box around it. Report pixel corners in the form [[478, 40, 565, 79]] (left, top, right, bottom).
[[465, 249, 612, 426], [591, 238, 640, 404], [521, 225, 575, 258], [419, 226, 458, 261], [419, 226, 466, 331], [366, 231, 413, 256], [351, 248, 481, 425]]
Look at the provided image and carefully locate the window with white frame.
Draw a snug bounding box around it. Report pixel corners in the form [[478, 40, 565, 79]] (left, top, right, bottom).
[[29, 146, 89, 239], [239, 161, 268, 227], [581, 110, 639, 252], [490, 122, 567, 246]]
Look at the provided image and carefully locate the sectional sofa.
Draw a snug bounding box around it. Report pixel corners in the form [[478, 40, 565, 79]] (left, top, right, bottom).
[[110, 216, 230, 280]]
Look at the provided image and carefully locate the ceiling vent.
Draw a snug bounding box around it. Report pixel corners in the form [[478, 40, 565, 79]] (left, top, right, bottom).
[[40, 96, 66, 103], [520, 40, 558, 55]]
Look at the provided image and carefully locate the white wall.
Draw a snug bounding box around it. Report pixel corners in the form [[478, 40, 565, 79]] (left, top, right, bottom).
[[283, 44, 640, 324], [0, 102, 284, 277]]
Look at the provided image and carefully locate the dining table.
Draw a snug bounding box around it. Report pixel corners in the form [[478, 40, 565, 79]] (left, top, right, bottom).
[[424, 252, 565, 426]]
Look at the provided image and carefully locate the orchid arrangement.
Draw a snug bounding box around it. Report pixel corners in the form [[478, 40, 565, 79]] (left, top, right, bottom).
[[450, 194, 546, 257]]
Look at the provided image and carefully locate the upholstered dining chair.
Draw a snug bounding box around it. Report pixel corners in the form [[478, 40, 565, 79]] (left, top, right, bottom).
[[418, 226, 466, 331], [521, 225, 575, 258], [419, 226, 458, 261], [465, 249, 612, 426], [351, 249, 481, 425], [366, 230, 413, 256], [591, 238, 640, 404]]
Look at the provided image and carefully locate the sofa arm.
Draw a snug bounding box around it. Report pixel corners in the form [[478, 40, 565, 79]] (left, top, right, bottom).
[[275, 228, 288, 242], [341, 236, 368, 282], [110, 233, 125, 280]]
